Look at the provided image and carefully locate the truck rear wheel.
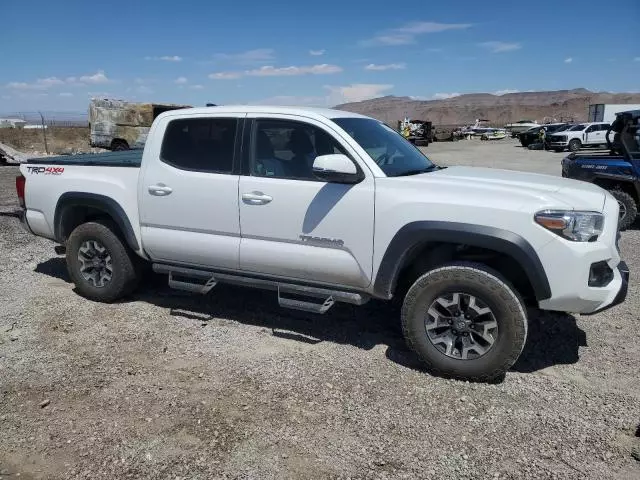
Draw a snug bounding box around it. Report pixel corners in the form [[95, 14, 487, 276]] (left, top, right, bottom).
[[401, 262, 527, 382], [66, 220, 141, 302], [609, 189, 638, 231], [568, 139, 581, 152], [111, 140, 129, 151]]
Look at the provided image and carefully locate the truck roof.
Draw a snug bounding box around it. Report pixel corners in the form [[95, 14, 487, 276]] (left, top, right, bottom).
[[156, 105, 371, 122]]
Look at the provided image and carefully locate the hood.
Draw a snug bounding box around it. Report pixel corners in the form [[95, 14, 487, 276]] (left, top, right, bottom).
[[393, 166, 606, 212]]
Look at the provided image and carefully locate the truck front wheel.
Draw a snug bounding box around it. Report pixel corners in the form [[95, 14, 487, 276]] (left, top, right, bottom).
[[66, 220, 141, 302], [401, 262, 528, 382], [609, 189, 638, 231], [568, 139, 581, 152]]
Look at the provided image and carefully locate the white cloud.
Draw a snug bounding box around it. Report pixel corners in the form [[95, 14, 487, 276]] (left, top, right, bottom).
[[246, 64, 342, 76], [136, 85, 154, 94], [309, 49, 326, 56], [79, 71, 110, 84], [478, 41, 521, 53], [634, 57, 640, 62], [6, 71, 109, 90], [38, 77, 65, 88], [494, 89, 519, 95], [189, 84, 204, 90], [364, 63, 406, 71], [6, 77, 64, 90], [361, 21, 472, 47], [213, 48, 275, 65], [175, 76, 188, 84], [145, 55, 182, 62], [432, 92, 461, 99], [212, 64, 342, 79], [254, 95, 328, 106], [87, 92, 119, 102], [564, 57, 573, 63], [59, 92, 73, 97], [209, 71, 243, 80], [6, 81, 32, 90], [325, 83, 393, 104]]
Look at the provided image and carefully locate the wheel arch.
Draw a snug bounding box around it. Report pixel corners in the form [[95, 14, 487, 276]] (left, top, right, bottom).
[[54, 192, 139, 251], [373, 221, 552, 302], [110, 138, 129, 150]]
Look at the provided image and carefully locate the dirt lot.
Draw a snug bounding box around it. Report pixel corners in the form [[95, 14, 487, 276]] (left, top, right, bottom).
[[0, 127, 91, 156], [0, 139, 639, 479]]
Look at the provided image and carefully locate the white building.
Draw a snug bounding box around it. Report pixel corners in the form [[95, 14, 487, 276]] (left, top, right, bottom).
[[0, 118, 28, 128]]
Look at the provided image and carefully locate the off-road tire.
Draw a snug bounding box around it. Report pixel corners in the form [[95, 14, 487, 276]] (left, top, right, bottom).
[[609, 189, 638, 231], [66, 220, 141, 302], [401, 262, 528, 382], [568, 139, 581, 152], [111, 140, 129, 151]]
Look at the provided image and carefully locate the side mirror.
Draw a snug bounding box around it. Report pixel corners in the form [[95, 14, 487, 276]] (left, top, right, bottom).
[[312, 154, 363, 184]]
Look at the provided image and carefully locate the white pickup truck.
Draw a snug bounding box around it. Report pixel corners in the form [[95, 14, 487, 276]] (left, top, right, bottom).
[[546, 122, 612, 152], [16, 106, 629, 382]]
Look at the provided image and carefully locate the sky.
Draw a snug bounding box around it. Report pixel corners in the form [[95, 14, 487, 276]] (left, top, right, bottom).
[[1, 0, 639, 114]]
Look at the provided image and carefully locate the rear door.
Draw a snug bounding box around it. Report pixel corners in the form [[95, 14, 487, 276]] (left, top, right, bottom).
[[139, 113, 244, 269], [585, 124, 609, 145], [237, 115, 375, 288], [584, 125, 598, 145]]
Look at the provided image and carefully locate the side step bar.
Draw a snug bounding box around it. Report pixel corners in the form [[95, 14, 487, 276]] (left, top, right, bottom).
[[152, 263, 369, 314]]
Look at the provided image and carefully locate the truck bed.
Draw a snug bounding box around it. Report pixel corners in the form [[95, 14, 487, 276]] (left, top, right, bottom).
[[27, 150, 143, 167]]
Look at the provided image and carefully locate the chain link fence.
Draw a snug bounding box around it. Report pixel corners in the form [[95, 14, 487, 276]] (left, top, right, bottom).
[[0, 111, 90, 156]]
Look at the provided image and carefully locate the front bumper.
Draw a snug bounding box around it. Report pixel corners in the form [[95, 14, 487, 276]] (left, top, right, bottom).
[[537, 194, 629, 314], [581, 261, 629, 315]]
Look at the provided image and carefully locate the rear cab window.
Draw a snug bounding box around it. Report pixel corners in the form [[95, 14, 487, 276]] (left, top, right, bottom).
[[160, 117, 238, 173]]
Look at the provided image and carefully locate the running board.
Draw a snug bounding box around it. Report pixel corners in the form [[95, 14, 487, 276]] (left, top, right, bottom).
[[168, 272, 217, 294], [152, 263, 369, 313]]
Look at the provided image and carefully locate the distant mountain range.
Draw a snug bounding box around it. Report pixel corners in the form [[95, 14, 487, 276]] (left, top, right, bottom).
[[334, 89, 640, 126]]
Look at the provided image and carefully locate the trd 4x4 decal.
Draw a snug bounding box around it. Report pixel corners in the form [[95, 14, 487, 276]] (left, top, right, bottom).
[[26, 166, 65, 175]]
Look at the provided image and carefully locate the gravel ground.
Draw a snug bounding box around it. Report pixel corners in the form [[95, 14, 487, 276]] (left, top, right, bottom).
[[1, 139, 639, 479]]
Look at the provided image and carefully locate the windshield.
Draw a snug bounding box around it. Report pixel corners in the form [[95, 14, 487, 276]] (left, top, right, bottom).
[[569, 124, 586, 131], [332, 117, 436, 176]]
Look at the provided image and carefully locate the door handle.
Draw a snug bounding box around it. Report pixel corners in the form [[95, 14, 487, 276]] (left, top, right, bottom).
[[148, 184, 173, 196], [242, 191, 272, 205]]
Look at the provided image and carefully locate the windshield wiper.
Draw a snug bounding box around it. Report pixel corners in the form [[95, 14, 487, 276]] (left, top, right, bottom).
[[393, 165, 439, 176]]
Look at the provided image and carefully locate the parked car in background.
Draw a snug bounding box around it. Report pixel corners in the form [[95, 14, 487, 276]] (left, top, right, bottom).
[[89, 98, 191, 151], [546, 122, 611, 152], [398, 119, 432, 146], [519, 123, 571, 148]]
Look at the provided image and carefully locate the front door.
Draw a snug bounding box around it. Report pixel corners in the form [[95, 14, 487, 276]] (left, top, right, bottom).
[[139, 114, 243, 269], [238, 116, 375, 289]]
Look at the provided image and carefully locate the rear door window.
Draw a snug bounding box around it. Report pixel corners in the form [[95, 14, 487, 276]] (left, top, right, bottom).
[[160, 118, 238, 173]]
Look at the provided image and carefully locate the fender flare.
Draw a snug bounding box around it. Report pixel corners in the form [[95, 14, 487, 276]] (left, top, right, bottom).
[[54, 192, 139, 251], [373, 221, 551, 301]]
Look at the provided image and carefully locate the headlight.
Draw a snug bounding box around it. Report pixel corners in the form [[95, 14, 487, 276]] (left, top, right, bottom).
[[534, 210, 604, 242]]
